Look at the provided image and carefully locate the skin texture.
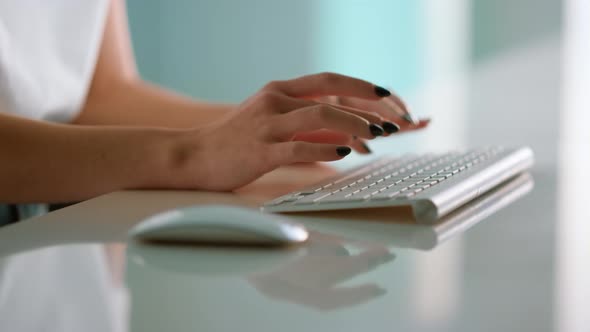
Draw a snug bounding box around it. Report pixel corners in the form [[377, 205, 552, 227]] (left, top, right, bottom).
[[0, 0, 429, 203]]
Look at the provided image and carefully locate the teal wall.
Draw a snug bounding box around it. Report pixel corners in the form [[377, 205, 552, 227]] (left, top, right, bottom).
[[312, 0, 423, 96], [128, 0, 315, 102], [126, 0, 423, 103], [127, 0, 563, 100], [471, 0, 561, 62]]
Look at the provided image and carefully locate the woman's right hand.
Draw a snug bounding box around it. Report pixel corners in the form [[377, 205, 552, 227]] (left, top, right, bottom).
[[166, 73, 394, 191]]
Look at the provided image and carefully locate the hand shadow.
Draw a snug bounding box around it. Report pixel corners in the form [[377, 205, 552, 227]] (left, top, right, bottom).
[[247, 233, 395, 311], [128, 232, 395, 312]]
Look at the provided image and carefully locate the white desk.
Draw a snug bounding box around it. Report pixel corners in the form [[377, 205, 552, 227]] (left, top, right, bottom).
[[0, 164, 576, 332]]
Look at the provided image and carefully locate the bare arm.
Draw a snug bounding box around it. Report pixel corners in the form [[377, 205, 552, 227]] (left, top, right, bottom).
[[73, 0, 233, 128], [0, 112, 178, 203], [1, 72, 400, 203]]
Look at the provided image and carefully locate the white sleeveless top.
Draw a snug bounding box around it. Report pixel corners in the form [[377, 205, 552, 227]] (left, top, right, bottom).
[[0, 0, 108, 122]]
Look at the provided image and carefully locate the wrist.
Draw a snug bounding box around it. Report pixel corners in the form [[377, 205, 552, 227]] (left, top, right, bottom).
[[142, 128, 204, 190]]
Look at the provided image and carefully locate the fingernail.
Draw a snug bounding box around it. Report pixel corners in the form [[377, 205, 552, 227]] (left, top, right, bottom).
[[374, 86, 391, 97], [382, 121, 400, 134], [402, 114, 415, 124], [353, 136, 372, 154], [359, 141, 372, 154], [336, 146, 352, 157], [369, 123, 384, 137]]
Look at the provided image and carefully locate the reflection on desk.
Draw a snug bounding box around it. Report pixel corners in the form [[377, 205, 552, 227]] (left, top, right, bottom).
[[128, 234, 393, 312], [0, 165, 535, 332], [0, 244, 128, 332]]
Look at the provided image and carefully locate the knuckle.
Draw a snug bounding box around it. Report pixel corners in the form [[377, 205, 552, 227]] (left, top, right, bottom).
[[314, 104, 335, 122], [260, 145, 277, 169], [318, 72, 340, 84], [257, 91, 282, 109], [258, 121, 275, 138], [263, 80, 281, 91]]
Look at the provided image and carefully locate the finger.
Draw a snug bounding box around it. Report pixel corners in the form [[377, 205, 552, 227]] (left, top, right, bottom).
[[265, 72, 391, 100], [267, 93, 389, 129], [293, 130, 352, 145], [412, 118, 430, 129], [398, 118, 431, 133], [270, 141, 352, 165], [255, 94, 396, 138], [252, 91, 315, 114], [328, 103, 386, 126], [382, 97, 414, 124], [326, 99, 400, 136], [350, 137, 372, 154], [386, 91, 410, 113], [339, 96, 406, 124], [339, 88, 410, 120], [272, 104, 384, 140], [325, 106, 396, 137], [293, 131, 371, 154]]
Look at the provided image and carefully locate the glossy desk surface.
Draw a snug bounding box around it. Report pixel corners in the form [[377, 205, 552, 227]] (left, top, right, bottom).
[[2, 161, 586, 332]]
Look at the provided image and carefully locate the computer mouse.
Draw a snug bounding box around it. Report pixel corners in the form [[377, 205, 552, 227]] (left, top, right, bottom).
[[129, 205, 309, 246]]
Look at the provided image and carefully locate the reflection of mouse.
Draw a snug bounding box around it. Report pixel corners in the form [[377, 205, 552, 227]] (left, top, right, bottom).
[[127, 242, 307, 277], [129, 205, 309, 246]]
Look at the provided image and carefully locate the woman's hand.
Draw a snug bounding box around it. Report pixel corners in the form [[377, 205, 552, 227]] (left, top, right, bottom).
[[166, 73, 398, 191]]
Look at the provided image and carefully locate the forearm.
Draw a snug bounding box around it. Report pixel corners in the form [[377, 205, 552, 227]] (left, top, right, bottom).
[[74, 78, 234, 128], [0, 113, 179, 203]]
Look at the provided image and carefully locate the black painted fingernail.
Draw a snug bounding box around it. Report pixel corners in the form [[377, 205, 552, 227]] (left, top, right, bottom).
[[369, 123, 384, 136], [336, 146, 351, 157], [353, 136, 372, 154], [382, 121, 400, 134], [359, 141, 372, 154], [374, 86, 391, 97]]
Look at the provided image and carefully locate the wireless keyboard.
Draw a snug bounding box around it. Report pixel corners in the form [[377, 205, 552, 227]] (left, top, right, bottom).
[[262, 146, 534, 223]]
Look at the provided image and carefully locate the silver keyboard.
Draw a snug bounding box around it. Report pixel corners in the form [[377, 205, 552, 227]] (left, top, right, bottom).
[[262, 146, 534, 223]]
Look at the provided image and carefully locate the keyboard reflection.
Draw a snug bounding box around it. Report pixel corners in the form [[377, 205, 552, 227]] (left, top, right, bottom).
[[286, 172, 533, 250]]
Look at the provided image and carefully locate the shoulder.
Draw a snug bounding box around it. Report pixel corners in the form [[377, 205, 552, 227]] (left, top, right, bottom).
[[0, 1, 110, 122]]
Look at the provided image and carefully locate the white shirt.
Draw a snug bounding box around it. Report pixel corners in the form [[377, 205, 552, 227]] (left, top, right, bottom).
[[0, 0, 108, 122]]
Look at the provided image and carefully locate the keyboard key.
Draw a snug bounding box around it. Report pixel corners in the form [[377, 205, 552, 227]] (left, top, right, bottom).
[[317, 192, 365, 203], [292, 190, 316, 195], [294, 192, 332, 204], [266, 197, 288, 206], [370, 190, 401, 200]]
